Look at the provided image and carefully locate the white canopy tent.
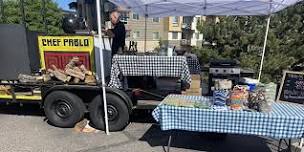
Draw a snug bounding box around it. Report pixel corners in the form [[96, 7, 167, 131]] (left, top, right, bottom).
[[109, 0, 300, 17], [95, 0, 301, 134], [109, 0, 301, 81]]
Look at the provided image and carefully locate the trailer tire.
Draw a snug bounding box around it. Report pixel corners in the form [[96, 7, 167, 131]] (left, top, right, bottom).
[[44, 91, 85, 128], [89, 94, 129, 131]]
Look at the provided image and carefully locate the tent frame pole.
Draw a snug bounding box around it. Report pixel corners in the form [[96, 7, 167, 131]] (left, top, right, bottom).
[[0, 0, 4, 22], [20, 0, 26, 25], [144, 5, 148, 52], [42, 0, 48, 34], [258, 15, 271, 82], [96, 0, 110, 135]]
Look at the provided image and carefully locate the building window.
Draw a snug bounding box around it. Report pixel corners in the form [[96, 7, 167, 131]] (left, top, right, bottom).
[[153, 32, 159, 40], [132, 13, 139, 20], [172, 32, 178, 39], [172, 16, 179, 24], [133, 31, 140, 39], [152, 17, 160, 22]]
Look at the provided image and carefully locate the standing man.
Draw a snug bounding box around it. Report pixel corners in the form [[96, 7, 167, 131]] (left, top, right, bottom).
[[103, 10, 126, 56]]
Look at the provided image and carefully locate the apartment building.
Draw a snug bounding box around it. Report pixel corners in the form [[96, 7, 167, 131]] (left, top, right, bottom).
[[166, 16, 183, 48], [124, 12, 167, 52], [183, 16, 204, 47], [124, 13, 204, 52]]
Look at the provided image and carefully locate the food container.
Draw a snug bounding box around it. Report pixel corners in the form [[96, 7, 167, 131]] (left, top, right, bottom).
[[240, 77, 259, 91], [228, 85, 249, 110], [248, 83, 275, 112], [213, 90, 229, 106]]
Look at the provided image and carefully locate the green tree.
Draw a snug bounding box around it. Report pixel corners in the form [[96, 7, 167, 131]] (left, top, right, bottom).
[[196, 1, 304, 83], [1, 0, 64, 35]]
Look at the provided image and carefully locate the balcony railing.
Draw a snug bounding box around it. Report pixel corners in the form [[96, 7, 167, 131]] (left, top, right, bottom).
[[181, 23, 192, 29], [180, 39, 191, 46]]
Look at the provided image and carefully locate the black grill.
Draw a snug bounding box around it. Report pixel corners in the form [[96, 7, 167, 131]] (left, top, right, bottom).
[[208, 59, 241, 95]]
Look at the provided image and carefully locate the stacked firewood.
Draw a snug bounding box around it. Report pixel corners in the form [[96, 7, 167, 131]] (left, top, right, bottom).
[[46, 57, 96, 84], [0, 85, 11, 95]]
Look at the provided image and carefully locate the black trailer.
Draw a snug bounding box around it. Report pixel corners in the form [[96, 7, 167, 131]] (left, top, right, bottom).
[[0, 71, 188, 131]]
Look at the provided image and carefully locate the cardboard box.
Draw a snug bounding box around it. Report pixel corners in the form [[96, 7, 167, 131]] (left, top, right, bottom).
[[182, 92, 202, 96], [182, 88, 202, 96], [190, 79, 201, 89], [185, 88, 201, 93], [191, 74, 201, 80]]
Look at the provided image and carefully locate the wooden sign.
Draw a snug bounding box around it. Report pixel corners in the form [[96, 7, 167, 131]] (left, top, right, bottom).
[[277, 70, 304, 104]]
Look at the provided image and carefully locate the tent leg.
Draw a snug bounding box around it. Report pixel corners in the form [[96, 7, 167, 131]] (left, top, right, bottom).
[[144, 5, 148, 52], [144, 16, 147, 52], [42, 0, 48, 34], [96, 0, 110, 135], [258, 15, 271, 82], [0, 0, 5, 22]]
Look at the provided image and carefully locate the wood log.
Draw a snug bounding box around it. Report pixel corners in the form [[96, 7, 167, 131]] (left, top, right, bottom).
[[85, 75, 96, 84], [65, 68, 85, 80], [66, 76, 72, 82], [48, 69, 68, 82], [73, 78, 80, 83], [50, 65, 57, 70], [18, 74, 42, 83], [79, 65, 93, 76], [43, 74, 51, 82], [70, 57, 80, 64], [0, 85, 11, 95], [35, 76, 44, 81], [47, 70, 55, 77], [58, 69, 65, 74], [73, 67, 82, 73], [65, 57, 80, 69]]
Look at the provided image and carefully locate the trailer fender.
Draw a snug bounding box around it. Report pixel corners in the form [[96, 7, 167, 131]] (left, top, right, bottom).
[[104, 87, 133, 114]]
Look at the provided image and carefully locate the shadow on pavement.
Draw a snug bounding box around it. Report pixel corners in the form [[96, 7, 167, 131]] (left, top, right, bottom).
[[128, 109, 284, 152], [0, 103, 287, 152], [0, 103, 157, 122], [130, 109, 156, 123], [139, 124, 280, 152], [0, 102, 44, 116]]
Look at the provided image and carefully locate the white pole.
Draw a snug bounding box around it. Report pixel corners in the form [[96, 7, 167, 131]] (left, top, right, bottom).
[[258, 15, 271, 82], [144, 5, 148, 52], [96, 0, 110, 135]]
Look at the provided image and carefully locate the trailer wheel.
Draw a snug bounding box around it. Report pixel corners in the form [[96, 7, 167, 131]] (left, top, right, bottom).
[[44, 91, 85, 128], [89, 94, 129, 131]]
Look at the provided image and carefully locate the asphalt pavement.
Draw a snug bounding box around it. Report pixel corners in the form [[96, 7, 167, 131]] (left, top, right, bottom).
[[0, 103, 291, 152]]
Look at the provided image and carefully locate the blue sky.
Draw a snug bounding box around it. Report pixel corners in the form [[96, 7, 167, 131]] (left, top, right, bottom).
[[53, 0, 74, 10]]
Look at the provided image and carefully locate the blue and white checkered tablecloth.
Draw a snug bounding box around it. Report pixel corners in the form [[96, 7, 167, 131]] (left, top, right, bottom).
[[152, 94, 304, 139]]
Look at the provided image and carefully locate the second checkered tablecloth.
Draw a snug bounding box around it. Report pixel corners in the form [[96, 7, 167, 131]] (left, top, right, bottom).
[[186, 56, 201, 74], [108, 55, 191, 88], [152, 94, 304, 139]]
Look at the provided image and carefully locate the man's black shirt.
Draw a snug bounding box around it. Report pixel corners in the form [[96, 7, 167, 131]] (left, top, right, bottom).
[[110, 21, 126, 56]]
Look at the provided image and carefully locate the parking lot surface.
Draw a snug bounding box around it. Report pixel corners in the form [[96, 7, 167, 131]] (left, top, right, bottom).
[[0, 103, 287, 152]]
